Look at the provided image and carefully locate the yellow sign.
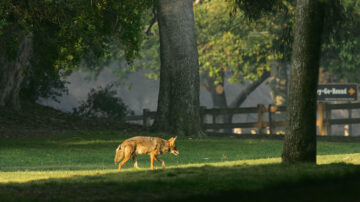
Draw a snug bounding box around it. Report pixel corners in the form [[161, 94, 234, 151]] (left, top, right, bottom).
[[349, 88, 356, 96]]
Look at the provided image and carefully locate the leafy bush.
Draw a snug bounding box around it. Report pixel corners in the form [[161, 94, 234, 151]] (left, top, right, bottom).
[[73, 84, 130, 120]]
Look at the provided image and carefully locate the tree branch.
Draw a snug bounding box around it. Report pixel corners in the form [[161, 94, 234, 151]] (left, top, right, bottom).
[[193, 0, 202, 6], [200, 81, 210, 91], [145, 17, 156, 36], [229, 71, 270, 108], [146, 6, 157, 36]]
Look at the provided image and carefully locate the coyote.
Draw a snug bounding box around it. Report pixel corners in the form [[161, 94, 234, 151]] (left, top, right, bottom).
[[114, 136, 179, 170]]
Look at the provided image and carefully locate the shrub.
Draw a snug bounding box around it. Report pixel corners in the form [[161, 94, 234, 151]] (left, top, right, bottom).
[[73, 83, 130, 120]]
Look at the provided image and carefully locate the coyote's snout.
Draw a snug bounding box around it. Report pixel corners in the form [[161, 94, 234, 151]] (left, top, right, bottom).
[[114, 136, 179, 171]]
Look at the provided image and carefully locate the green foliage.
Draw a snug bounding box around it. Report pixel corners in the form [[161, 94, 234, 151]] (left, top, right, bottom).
[[73, 84, 130, 120], [229, 0, 360, 84], [138, 30, 161, 80], [196, 0, 283, 84], [111, 9, 160, 81], [136, 0, 287, 85], [229, 0, 281, 19], [321, 0, 360, 83], [0, 0, 154, 102], [20, 28, 68, 102]]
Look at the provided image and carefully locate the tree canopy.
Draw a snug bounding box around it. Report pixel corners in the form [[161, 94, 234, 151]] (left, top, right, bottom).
[[0, 0, 153, 105]]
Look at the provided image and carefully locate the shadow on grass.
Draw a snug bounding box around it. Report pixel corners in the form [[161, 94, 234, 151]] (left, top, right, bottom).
[[1, 163, 360, 201]]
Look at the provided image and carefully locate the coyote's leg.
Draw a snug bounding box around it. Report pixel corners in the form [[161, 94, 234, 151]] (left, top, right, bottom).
[[154, 155, 165, 168], [133, 155, 139, 169], [150, 153, 155, 170], [118, 147, 132, 171]]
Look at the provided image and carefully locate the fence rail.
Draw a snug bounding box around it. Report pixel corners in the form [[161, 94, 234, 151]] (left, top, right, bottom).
[[125, 102, 360, 136], [200, 104, 287, 135]]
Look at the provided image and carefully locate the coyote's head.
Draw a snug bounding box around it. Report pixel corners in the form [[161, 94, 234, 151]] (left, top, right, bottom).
[[168, 136, 179, 156]]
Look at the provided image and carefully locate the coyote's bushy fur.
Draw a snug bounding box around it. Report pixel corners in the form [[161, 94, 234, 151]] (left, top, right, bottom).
[[114, 136, 179, 170]]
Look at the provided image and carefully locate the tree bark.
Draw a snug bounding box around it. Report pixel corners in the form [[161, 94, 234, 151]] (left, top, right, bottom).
[[282, 0, 324, 163], [153, 0, 201, 136], [0, 31, 33, 110]]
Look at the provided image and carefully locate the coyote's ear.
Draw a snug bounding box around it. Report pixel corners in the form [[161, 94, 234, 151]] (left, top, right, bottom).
[[169, 136, 177, 142]]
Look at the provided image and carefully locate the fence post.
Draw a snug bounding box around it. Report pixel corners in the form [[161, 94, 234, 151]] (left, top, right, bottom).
[[212, 111, 217, 132], [348, 102, 352, 136], [318, 103, 328, 136], [200, 106, 206, 128], [326, 103, 331, 136], [257, 104, 265, 134], [268, 104, 272, 135], [143, 108, 151, 128]]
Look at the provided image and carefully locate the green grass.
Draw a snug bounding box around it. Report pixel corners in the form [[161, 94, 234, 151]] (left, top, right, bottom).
[[1, 131, 360, 201]]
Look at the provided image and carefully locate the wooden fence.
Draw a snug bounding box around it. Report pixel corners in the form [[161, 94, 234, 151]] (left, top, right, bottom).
[[124, 109, 157, 127], [317, 102, 360, 136], [200, 104, 286, 135], [125, 102, 360, 136]]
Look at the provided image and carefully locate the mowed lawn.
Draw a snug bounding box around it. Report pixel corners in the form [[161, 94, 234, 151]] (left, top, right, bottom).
[[1, 131, 360, 201]]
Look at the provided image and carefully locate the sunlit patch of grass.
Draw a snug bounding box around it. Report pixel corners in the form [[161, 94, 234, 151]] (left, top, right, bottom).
[[0, 169, 115, 183], [2, 153, 360, 184], [318, 153, 360, 165], [1, 158, 281, 183]]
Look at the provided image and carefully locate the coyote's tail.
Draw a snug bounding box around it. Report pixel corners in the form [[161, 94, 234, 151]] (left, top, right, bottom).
[[114, 145, 124, 166]]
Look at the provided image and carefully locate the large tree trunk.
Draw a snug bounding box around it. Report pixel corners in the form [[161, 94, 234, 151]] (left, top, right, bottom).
[[0, 31, 33, 110], [153, 0, 201, 136], [282, 0, 324, 163]]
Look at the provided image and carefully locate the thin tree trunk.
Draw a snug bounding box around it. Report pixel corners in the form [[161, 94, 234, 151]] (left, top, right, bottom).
[[153, 0, 201, 136], [282, 0, 324, 163], [201, 70, 270, 133], [269, 62, 288, 106], [205, 72, 232, 132], [269, 62, 288, 134], [207, 78, 227, 109], [0, 32, 33, 110]]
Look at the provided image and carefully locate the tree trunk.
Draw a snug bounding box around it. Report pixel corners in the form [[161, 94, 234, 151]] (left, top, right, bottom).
[[0, 31, 33, 110], [153, 0, 201, 136], [269, 62, 288, 106], [282, 0, 324, 163], [201, 71, 270, 133], [269, 62, 288, 134], [205, 73, 232, 132], [207, 78, 227, 109]]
